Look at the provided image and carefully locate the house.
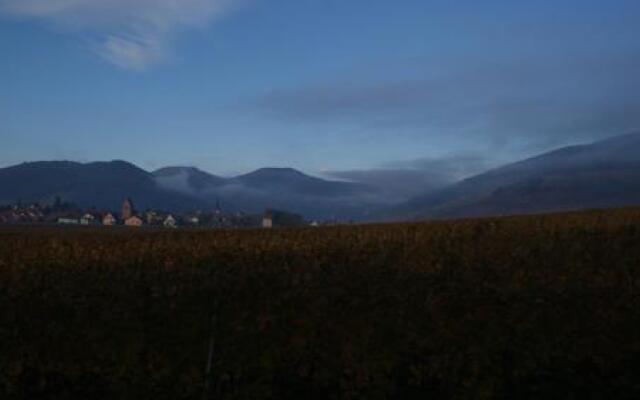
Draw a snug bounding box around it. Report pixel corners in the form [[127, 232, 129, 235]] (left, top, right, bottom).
[[57, 217, 80, 225], [22, 205, 44, 223], [262, 211, 273, 229], [102, 213, 117, 226], [53, 210, 83, 225], [145, 211, 162, 225], [3, 210, 20, 224], [164, 214, 177, 228], [185, 215, 200, 226], [125, 216, 143, 227], [80, 213, 97, 225]]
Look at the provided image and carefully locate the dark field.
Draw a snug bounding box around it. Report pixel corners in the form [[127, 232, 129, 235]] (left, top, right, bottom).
[[2, 209, 640, 399]]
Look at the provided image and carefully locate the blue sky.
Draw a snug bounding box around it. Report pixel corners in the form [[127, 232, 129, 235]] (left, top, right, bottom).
[[1, 0, 639, 182]]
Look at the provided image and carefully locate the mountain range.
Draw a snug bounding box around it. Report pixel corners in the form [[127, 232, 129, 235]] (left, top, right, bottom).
[[2, 131, 640, 221], [0, 161, 379, 219], [0, 160, 211, 212], [391, 131, 640, 220], [153, 166, 378, 219]]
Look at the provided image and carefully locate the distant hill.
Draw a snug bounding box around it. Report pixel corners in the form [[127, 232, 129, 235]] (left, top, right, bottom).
[[234, 168, 369, 197], [392, 132, 640, 220], [153, 166, 379, 219], [153, 166, 228, 194], [0, 161, 383, 219], [10, 132, 639, 221], [0, 161, 207, 212]]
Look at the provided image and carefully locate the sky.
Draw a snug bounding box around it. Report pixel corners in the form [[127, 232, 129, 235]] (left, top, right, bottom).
[[1, 0, 639, 186]]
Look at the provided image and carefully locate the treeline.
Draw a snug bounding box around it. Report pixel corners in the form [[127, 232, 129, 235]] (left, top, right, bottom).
[[1, 208, 640, 399]]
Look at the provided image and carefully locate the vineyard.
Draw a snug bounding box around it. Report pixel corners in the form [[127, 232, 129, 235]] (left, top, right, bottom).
[[1, 208, 640, 399]]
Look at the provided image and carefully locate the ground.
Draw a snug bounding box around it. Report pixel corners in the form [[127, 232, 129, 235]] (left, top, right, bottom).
[[1, 208, 640, 399]]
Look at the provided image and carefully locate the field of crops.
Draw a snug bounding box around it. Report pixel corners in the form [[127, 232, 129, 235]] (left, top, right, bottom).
[[2, 208, 640, 399]]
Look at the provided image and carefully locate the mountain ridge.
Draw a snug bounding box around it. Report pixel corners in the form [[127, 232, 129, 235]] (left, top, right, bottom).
[[151, 165, 379, 219], [392, 131, 640, 220], [0, 161, 381, 219], [0, 160, 208, 212], [4, 131, 640, 221]]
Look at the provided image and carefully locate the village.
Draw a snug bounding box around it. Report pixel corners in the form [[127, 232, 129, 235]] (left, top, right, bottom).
[[0, 197, 314, 229]]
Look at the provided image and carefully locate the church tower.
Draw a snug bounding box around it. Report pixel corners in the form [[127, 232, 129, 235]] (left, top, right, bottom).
[[122, 197, 134, 220]]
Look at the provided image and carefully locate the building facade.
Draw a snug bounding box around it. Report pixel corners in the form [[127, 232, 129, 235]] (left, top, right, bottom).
[[125, 216, 143, 227], [102, 213, 116, 226], [262, 211, 273, 229], [164, 215, 177, 228]]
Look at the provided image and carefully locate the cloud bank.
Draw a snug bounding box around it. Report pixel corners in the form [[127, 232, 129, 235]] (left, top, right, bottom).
[[255, 53, 640, 155], [0, 0, 240, 69], [325, 155, 496, 202]]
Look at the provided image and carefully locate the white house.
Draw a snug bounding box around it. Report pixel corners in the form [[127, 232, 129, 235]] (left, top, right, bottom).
[[164, 215, 177, 228], [80, 213, 96, 225], [102, 213, 117, 226], [57, 217, 80, 225], [262, 212, 273, 229]]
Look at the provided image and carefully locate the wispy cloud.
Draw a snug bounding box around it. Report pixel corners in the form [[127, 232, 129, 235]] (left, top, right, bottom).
[[98, 33, 165, 70], [0, 0, 242, 70]]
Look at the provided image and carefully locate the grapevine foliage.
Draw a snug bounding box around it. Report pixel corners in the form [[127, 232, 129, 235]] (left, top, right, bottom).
[[1, 208, 640, 399]]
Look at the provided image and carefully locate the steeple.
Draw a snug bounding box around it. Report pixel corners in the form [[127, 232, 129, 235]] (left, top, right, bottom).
[[122, 197, 134, 220]]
